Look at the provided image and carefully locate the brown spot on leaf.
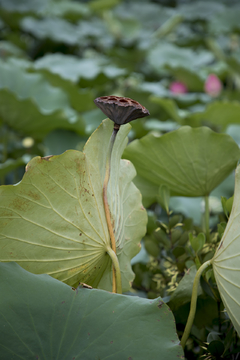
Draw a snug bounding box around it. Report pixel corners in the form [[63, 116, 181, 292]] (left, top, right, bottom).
[[11, 198, 30, 212], [158, 300, 164, 309], [26, 190, 41, 201], [41, 155, 54, 161]]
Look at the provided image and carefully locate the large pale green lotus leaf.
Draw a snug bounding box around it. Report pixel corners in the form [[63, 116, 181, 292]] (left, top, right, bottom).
[[0, 59, 85, 139], [212, 164, 240, 336], [123, 126, 240, 198], [0, 119, 147, 291], [0, 262, 184, 360]]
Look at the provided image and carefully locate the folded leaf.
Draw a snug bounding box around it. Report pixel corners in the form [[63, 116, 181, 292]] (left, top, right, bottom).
[[0, 119, 147, 291]]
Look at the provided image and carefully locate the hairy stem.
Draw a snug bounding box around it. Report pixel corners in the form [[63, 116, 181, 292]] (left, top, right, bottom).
[[103, 124, 121, 293], [107, 246, 122, 294], [204, 195, 210, 242], [181, 260, 212, 349]]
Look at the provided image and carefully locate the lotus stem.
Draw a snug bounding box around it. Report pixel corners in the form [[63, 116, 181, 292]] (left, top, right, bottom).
[[103, 124, 121, 293], [107, 246, 122, 294], [181, 260, 212, 349]]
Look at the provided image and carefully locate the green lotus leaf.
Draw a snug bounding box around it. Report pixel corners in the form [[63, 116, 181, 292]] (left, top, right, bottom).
[[42, 0, 90, 19], [34, 53, 126, 84], [150, 96, 183, 124], [178, 1, 225, 20], [209, 6, 240, 34], [0, 0, 49, 13], [32, 68, 95, 113], [21, 17, 83, 45], [123, 126, 240, 199], [186, 101, 240, 130], [0, 59, 85, 139], [212, 164, 240, 336], [147, 42, 214, 73], [0, 262, 184, 360], [0, 119, 147, 291]]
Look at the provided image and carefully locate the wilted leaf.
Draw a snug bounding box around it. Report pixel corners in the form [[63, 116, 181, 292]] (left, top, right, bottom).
[[0, 262, 184, 360], [0, 119, 147, 292]]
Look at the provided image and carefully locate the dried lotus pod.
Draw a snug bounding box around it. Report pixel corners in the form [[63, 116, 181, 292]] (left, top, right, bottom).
[[94, 95, 150, 127]]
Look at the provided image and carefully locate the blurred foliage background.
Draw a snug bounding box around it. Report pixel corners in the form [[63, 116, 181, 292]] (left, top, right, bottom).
[[1, 0, 240, 358]]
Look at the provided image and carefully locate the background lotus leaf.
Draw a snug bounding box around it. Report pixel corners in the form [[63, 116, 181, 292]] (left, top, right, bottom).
[[0, 59, 85, 139], [186, 101, 240, 130], [123, 126, 240, 200]]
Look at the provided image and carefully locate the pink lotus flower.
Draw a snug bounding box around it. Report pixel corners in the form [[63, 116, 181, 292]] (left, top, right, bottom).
[[169, 81, 187, 94], [204, 74, 222, 97]]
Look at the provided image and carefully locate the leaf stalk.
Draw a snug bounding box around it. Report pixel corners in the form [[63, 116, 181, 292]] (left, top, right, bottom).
[[107, 246, 122, 294], [180, 259, 212, 349]]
